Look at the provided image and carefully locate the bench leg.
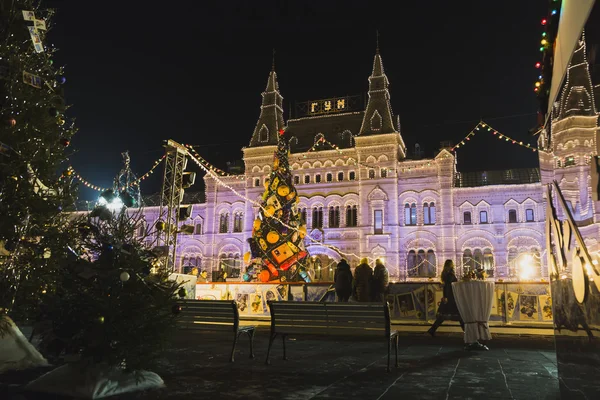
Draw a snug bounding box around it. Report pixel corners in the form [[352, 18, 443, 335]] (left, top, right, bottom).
[[231, 333, 239, 363], [248, 329, 255, 359], [387, 339, 391, 373], [282, 334, 287, 361], [265, 333, 277, 365], [394, 335, 399, 368]]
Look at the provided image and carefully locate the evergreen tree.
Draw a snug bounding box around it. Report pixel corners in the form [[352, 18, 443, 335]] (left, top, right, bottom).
[[248, 130, 310, 282], [0, 1, 77, 333], [37, 210, 182, 371]]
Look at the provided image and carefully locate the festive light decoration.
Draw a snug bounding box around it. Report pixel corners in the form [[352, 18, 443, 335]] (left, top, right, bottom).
[[451, 121, 537, 152], [184, 144, 246, 180]]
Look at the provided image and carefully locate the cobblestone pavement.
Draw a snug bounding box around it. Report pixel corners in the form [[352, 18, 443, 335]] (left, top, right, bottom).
[[1, 331, 560, 400]]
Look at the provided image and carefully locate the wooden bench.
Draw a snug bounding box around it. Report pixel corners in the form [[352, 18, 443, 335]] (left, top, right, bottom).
[[177, 300, 255, 362], [266, 301, 399, 371]]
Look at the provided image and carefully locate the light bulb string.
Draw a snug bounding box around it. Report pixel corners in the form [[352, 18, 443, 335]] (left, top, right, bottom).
[[184, 144, 246, 180], [451, 121, 538, 152], [66, 155, 165, 192]]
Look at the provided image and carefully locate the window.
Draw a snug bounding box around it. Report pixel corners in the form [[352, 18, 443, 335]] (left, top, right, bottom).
[[315, 174, 321, 183], [326, 173, 332, 182], [137, 222, 146, 236], [349, 171, 356, 180], [259, 125, 268, 142], [368, 169, 375, 179], [346, 205, 358, 227], [300, 208, 307, 224], [463, 211, 472, 225], [508, 209, 517, 223], [254, 178, 260, 187], [337, 172, 344, 181], [462, 249, 474, 272], [407, 250, 417, 276], [304, 175, 310, 184], [233, 212, 243, 232], [525, 208, 534, 222], [423, 202, 435, 225], [374, 210, 383, 234], [480, 211, 488, 224], [194, 222, 202, 235], [405, 203, 417, 225], [426, 250, 436, 277], [294, 176, 299, 185], [219, 213, 229, 233], [381, 168, 387, 178], [565, 156, 576, 167], [329, 206, 340, 228], [483, 248, 494, 277], [312, 207, 323, 229]]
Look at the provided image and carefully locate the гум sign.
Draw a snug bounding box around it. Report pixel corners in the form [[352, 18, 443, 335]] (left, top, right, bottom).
[[546, 181, 599, 304]]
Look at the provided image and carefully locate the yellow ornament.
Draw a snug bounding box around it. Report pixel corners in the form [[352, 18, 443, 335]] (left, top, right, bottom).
[[243, 252, 252, 264], [277, 185, 290, 197], [286, 190, 296, 200], [259, 238, 268, 250], [266, 231, 280, 244], [264, 205, 275, 217], [298, 225, 307, 238], [253, 219, 261, 231], [270, 177, 280, 190]]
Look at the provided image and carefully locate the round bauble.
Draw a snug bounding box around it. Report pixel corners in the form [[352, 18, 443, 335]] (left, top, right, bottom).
[[63, 168, 73, 176], [177, 287, 186, 298], [156, 220, 166, 231], [61, 138, 70, 147], [259, 270, 270, 283], [243, 251, 251, 265], [57, 117, 66, 126], [8, 117, 16, 127], [119, 271, 130, 282], [98, 316, 105, 324], [56, 75, 66, 84]]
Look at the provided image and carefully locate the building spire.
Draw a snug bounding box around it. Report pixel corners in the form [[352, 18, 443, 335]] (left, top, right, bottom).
[[376, 30, 379, 54], [249, 63, 285, 147], [558, 32, 596, 118], [359, 48, 396, 135]]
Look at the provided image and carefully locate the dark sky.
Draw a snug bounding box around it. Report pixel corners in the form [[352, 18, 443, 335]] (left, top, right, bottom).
[[44, 0, 551, 200]]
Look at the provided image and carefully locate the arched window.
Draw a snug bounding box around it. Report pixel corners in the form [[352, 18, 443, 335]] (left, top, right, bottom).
[[508, 209, 517, 223], [329, 206, 340, 228], [417, 250, 426, 276], [425, 250, 436, 277], [304, 175, 310, 184], [483, 248, 494, 277], [429, 202, 436, 224], [349, 171, 356, 180], [480, 210, 488, 224], [315, 174, 321, 183], [233, 212, 243, 232], [526, 208, 535, 222], [219, 213, 229, 233], [463, 249, 474, 272], [404, 203, 411, 225], [337, 172, 344, 181], [410, 203, 417, 225], [194, 221, 202, 235], [294, 176, 300, 185], [346, 205, 358, 227], [423, 203, 435, 225], [368, 169, 375, 179], [254, 178, 260, 187], [312, 207, 323, 229], [380, 168, 387, 178], [259, 125, 268, 142], [300, 208, 307, 224], [473, 249, 483, 270], [326, 173, 332, 182], [407, 250, 417, 277]]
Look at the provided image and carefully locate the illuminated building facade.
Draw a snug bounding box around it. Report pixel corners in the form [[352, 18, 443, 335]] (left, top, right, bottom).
[[137, 48, 596, 282]]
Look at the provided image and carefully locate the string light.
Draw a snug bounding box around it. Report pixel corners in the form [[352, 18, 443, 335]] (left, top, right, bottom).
[[451, 121, 537, 153], [184, 144, 246, 180]]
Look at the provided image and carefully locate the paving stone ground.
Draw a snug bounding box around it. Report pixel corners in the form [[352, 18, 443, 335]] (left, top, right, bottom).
[[1, 329, 560, 400]]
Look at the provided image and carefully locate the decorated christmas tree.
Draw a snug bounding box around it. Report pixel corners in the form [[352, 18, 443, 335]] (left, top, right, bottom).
[[0, 1, 78, 336], [246, 130, 310, 283]]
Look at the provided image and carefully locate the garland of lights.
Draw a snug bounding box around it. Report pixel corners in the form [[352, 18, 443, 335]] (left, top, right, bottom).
[[184, 144, 246, 180], [66, 155, 165, 192], [452, 121, 538, 152]]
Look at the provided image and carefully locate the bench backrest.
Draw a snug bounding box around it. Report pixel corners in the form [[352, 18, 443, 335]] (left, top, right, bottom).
[[176, 299, 239, 333], [268, 301, 391, 337]]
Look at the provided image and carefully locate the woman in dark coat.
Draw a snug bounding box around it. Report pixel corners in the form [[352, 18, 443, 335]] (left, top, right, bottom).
[[334, 259, 353, 302], [352, 258, 373, 302], [427, 260, 464, 336], [372, 259, 389, 302]]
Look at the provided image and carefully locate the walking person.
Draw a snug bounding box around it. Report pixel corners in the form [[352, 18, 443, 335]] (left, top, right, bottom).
[[427, 260, 464, 336], [334, 259, 352, 302], [372, 258, 389, 302], [352, 258, 373, 302]]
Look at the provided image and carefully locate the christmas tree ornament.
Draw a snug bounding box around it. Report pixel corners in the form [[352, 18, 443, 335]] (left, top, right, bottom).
[[172, 304, 181, 315], [177, 287, 186, 298], [156, 220, 165, 231], [61, 138, 70, 147], [98, 316, 105, 324], [55, 75, 66, 84], [8, 117, 16, 127], [57, 116, 66, 126], [119, 271, 130, 282]]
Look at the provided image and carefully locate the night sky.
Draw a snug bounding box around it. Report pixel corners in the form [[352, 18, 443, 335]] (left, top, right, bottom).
[[45, 0, 554, 200]]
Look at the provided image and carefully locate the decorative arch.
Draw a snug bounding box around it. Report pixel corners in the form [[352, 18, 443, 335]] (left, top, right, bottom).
[[368, 186, 389, 201], [262, 165, 271, 173], [335, 159, 345, 166], [258, 124, 268, 142], [323, 160, 334, 167], [365, 155, 377, 164], [251, 166, 261, 173], [457, 230, 496, 251], [312, 161, 323, 169], [291, 163, 301, 171], [304, 244, 342, 262], [302, 162, 311, 169], [378, 155, 389, 162]]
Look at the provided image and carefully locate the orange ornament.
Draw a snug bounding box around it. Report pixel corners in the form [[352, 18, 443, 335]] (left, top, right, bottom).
[[259, 270, 271, 283]]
